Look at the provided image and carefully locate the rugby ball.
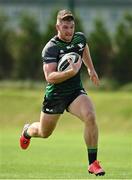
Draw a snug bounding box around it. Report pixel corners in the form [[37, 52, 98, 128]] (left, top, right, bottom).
[[57, 52, 80, 71]]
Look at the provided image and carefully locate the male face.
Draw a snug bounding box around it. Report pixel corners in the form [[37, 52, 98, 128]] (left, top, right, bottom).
[[56, 20, 75, 42]]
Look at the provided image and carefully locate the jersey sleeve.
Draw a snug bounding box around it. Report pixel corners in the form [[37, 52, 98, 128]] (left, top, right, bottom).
[[42, 41, 59, 64], [77, 32, 87, 46]]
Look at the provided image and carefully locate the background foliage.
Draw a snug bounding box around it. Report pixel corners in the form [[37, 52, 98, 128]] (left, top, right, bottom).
[[0, 10, 132, 86]]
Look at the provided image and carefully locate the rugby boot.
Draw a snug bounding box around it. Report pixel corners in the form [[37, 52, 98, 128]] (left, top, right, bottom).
[[88, 160, 105, 176], [20, 124, 31, 150]]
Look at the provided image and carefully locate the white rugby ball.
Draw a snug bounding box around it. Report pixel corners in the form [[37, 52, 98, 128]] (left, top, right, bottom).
[[57, 52, 80, 71]]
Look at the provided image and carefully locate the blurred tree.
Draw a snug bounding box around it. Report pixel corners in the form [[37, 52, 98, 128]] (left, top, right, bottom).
[[68, 0, 75, 12], [113, 13, 132, 84], [41, 10, 57, 46], [12, 13, 43, 80], [0, 12, 13, 79], [88, 19, 113, 78]]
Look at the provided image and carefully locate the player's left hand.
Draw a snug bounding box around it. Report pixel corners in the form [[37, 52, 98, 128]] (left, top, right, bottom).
[[89, 69, 100, 86], [67, 56, 82, 75]]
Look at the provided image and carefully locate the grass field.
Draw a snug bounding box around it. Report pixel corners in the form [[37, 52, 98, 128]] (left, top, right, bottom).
[[0, 87, 132, 179]]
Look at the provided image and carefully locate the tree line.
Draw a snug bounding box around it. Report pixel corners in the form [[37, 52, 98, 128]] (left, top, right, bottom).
[[0, 10, 132, 85]]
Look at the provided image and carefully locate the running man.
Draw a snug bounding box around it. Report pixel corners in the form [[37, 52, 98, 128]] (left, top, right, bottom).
[[20, 9, 105, 176]]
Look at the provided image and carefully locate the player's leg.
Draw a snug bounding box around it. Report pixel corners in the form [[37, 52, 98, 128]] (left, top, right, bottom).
[[68, 94, 98, 157], [20, 93, 66, 149], [20, 112, 60, 149], [27, 112, 60, 138], [68, 94, 105, 176]]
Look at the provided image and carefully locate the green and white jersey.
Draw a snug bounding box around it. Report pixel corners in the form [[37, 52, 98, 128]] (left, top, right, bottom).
[[42, 32, 87, 98]]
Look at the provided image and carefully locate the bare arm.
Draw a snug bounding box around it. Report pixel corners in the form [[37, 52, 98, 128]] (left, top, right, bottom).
[[43, 58, 82, 84], [83, 44, 99, 85], [82, 44, 99, 86]]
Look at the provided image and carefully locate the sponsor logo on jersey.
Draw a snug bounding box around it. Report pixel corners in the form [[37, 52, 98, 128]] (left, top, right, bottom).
[[66, 44, 74, 49]]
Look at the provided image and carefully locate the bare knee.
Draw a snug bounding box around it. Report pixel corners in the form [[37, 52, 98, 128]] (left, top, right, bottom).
[[32, 128, 52, 138], [84, 111, 96, 126], [29, 126, 52, 138]]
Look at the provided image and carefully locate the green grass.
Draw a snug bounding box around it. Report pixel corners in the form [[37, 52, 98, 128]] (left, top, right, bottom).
[[0, 129, 132, 179], [0, 87, 132, 179]]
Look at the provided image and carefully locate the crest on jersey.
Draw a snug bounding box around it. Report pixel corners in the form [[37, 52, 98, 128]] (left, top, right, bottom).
[[78, 43, 84, 51]]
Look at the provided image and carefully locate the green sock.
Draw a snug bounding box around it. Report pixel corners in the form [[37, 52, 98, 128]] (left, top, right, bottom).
[[87, 147, 98, 165]]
